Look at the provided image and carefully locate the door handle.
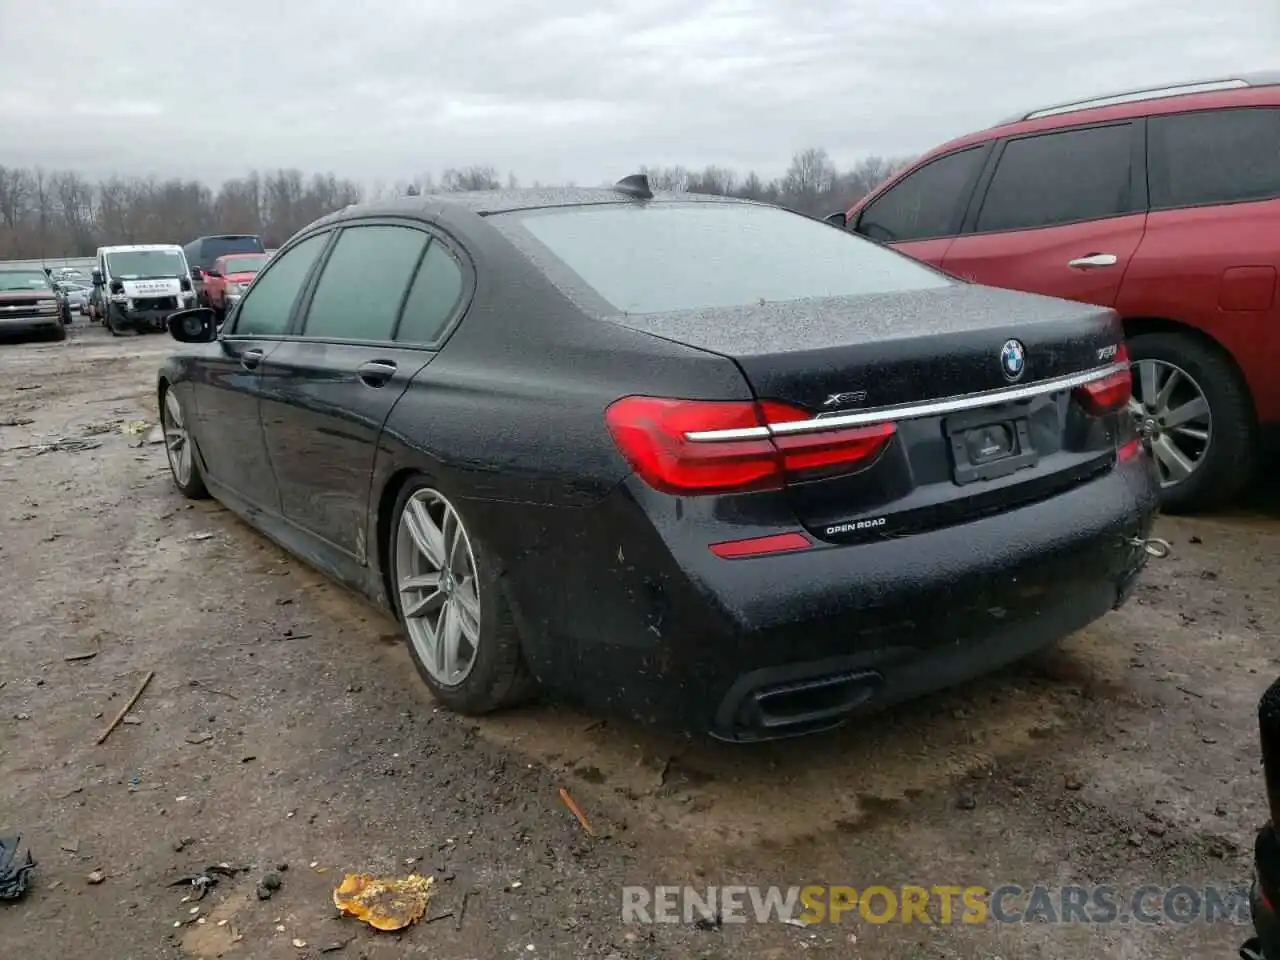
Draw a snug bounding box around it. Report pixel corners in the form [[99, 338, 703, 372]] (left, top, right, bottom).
[[1067, 253, 1119, 269], [240, 348, 264, 370], [357, 359, 397, 388]]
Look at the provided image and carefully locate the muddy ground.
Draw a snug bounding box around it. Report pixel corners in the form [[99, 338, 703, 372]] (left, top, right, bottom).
[[0, 322, 1276, 960]]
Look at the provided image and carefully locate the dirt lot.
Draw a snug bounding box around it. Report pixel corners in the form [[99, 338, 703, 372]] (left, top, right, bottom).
[[1, 322, 1277, 960]]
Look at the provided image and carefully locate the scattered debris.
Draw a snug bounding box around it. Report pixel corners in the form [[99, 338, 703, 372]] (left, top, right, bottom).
[[173, 838, 194, 853], [0, 416, 34, 428], [558, 787, 596, 837], [121, 420, 151, 436], [96, 670, 154, 745], [256, 872, 283, 901], [184, 733, 214, 746], [292, 938, 307, 949], [0, 836, 36, 900], [271, 630, 313, 641], [12, 437, 104, 457], [455, 889, 470, 930], [87, 870, 105, 885], [183, 532, 217, 542], [320, 936, 356, 953], [333, 872, 435, 931], [168, 863, 246, 901], [1176, 685, 1205, 700], [63, 647, 98, 662], [1063, 774, 1084, 791], [189, 679, 238, 700]]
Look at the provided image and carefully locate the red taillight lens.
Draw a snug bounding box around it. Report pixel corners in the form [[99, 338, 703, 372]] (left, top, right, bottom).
[[1073, 342, 1131, 415], [604, 396, 896, 496]]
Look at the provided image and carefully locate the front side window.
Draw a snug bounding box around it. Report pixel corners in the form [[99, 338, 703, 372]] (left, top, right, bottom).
[[302, 225, 428, 341], [976, 124, 1135, 233], [105, 249, 188, 279], [494, 201, 951, 315], [232, 232, 329, 337], [220, 256, 268, 276], [1149, 107, 1280, 209], [857, 146, 987, 243]]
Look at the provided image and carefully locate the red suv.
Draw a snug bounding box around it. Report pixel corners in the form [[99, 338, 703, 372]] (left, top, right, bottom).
[[837, 73, 1280, 512]]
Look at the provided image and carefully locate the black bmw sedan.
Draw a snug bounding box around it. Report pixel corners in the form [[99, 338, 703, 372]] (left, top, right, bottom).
[[157, 175, 1161, 742]]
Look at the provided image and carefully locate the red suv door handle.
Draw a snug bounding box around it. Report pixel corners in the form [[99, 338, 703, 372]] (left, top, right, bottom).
[[1068, 253, 1119, 269]]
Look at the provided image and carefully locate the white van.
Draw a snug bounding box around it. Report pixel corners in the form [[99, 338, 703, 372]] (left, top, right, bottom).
[[90, 244, 197, 335]]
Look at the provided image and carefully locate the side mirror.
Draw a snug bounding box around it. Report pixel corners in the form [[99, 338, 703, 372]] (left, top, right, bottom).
[[167, 307, 219, 343], [824, 211, 848, 229], [205, 269, 221, 279], [190, 266, 205, 280], [91, 269, 104, 286]]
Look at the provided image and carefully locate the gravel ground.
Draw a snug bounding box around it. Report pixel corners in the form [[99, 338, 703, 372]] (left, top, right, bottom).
[[0, 322, 1276, 960]]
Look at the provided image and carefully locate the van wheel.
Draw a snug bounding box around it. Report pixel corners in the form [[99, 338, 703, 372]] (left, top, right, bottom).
[[1126, 332, 1255, 513], [388, 479, 537, 714]]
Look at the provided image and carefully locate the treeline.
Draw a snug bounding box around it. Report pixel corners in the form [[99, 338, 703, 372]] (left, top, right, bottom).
[[0, 149, 912, 260]]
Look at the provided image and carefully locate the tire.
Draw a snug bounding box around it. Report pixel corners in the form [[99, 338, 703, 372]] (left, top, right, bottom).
[[388, 478, 536, 714], [159, 385, 209, 500], [105, 307, 128, 337], [1127, 331, 1256, 513]]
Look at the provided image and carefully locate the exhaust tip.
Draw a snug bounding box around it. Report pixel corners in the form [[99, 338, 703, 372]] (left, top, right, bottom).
[[718, 670, 884, 742]]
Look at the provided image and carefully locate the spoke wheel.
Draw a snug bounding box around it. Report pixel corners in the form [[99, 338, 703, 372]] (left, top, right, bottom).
[[1128, 358, 1212, 489], [160, 387, 208, 499], [396, 488, 482, 688], [1124, 331, 1256, 514]]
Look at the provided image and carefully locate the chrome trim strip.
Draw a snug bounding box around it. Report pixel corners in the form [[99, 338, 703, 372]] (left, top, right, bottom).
[[684, 362, 1128, 442]]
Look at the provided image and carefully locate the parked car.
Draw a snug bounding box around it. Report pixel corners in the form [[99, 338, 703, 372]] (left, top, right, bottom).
[[0, 268, 67, 341], [201, 253, 270, 318], [1242, 676, 1280, 959], [56, 281, 92, 317], [90, 244, 198, 335], [156, 177, 1160, 741], [183, 235, 266, 305], [833, 72, 1280, 513]]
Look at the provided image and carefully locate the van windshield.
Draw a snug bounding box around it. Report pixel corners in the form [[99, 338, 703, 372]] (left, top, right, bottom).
[[106, 250, 188, 280]]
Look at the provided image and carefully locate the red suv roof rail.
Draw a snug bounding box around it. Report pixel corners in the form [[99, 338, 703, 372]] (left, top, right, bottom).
[[995, 70, 1280, 126]]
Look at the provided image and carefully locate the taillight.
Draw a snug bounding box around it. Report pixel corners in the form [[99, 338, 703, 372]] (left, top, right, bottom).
[[604, 396, 896, 496], [1073, 343, 1131, 415]]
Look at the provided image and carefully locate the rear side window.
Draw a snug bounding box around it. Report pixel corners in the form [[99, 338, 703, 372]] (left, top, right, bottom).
[[233, 233, 328, 337], [857, 146, 986, 243], [976, 124, 1135, 232], [396, 242, 465, 344], [302, 225, 428, 341], [1149, 107, 1280, 209], [496, 202, 951, 315]]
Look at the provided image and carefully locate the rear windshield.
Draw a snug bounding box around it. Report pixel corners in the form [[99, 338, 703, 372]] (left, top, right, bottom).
[[494, 201, 951, 314], [202, 236, 265, 261]]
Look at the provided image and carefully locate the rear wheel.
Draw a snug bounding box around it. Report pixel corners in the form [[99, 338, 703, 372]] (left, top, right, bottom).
[[389, 480, 535, 714], [1126, 331, 1255, 513], [160, 386, 209, 499]]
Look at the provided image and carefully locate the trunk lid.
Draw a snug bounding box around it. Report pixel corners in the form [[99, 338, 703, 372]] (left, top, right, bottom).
[[614, 283, 1121, 411], [612, 283, 1131, 539]]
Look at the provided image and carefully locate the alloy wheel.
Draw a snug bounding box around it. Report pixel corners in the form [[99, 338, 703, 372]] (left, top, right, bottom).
[[1127, 358, 1212, 489], [162, 390, 193, 487], [395, 489, 481, 688]]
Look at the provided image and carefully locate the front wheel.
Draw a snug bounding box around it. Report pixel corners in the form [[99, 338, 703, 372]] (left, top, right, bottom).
[[1126, 331, 1256, 513], [160, 385, 209, 499], [389, 480, 536, 714]]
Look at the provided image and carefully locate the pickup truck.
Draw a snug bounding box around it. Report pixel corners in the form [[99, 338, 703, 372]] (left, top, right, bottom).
[[199, 253, 270, 318]]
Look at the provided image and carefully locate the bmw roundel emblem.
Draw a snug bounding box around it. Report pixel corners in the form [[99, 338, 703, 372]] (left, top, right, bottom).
[[1000, 339, 1026, 382]]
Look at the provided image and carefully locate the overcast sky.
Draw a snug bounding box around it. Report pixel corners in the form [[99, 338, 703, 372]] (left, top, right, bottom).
[[2, 0, 1276, 187]]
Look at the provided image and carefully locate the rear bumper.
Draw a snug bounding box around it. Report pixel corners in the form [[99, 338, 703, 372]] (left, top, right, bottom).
[[489, 455, 1160, 739]]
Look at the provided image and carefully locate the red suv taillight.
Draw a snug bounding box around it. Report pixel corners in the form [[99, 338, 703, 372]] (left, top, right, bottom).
[[1073, 343, 1132, 415], [604, 396, 896, 496]]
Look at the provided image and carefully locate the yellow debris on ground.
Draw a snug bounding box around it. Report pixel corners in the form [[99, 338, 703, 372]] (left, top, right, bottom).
[[332, 873, 435, 932]]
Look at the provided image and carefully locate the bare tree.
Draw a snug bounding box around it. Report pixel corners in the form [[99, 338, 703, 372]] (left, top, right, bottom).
[[0, 149, 914, 259]]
